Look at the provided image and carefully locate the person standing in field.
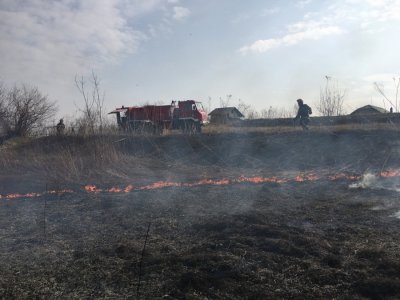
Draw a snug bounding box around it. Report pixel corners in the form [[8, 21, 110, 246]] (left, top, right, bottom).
[[56, 119, 65, 135], [294, 99, 312, 131]]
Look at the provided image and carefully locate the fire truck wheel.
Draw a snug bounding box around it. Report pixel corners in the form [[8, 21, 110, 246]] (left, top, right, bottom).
[[196, 122, 202, 133], [154, 125, 163, 135], [188, 120, 196, 134], [181, 120, 189, 134], [143, 123, 152, 135], [181, 120, 197, 134]]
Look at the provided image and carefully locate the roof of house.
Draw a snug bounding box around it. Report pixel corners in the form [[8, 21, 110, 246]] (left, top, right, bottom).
[[350, 105, 389, 115], [208, 107, 244, 118]]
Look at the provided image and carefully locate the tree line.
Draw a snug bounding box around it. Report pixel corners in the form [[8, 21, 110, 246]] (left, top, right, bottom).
[[2, 74, 397, 137], [0, 72, 107, 138]]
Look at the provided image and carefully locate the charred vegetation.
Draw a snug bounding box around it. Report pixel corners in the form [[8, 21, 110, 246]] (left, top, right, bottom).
[[0, 129, 400, 299]]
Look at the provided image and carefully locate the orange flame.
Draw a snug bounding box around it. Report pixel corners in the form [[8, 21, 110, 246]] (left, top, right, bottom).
[[234, 176, 288, 184], [2, 170, 400, 200], [84, 184, 133, 193], [380, 169, 400, 178], [0, 189, 73, 200], [139, 181, 182, 190], [193, 178, 231, 186], [294, 174, 320, 182], [124, 185, 134, 193], [84, 185, 100, 193], [108, 187, 122, 193], [107, 184, 134, 193], [46, 189, 73, 194]]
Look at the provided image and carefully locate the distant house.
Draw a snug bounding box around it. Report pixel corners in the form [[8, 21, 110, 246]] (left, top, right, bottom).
[[350, 105, 389, 115], [208, 107, 244, 124]]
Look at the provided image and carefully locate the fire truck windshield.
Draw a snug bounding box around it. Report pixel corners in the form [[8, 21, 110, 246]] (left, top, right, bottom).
[[195, 102, 204, 110]]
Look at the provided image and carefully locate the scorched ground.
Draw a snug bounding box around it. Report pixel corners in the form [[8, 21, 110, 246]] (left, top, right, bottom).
[[0, 129, 400, 299]]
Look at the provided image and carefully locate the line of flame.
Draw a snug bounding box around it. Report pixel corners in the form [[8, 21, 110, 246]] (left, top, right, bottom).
[[2, 170, 400, 200], [380, 170, 400, 177], [84, 184, 134, 193], [0, 189, 73, 200]]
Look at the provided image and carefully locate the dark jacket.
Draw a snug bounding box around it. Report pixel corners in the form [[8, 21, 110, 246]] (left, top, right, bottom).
[[295, 104, 312, 120]]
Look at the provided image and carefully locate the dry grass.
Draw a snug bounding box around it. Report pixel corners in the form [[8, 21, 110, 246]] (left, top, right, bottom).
[[203, 124, 297, 134], [0, 122, 399, 191], [204, 122, 400, 134], [0, 136, 128, 186], [0, 122, 398, 175]]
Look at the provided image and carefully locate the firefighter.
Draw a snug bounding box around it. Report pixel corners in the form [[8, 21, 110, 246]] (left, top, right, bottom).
[[56, 119, 65, 135], [293, 99, 312, 131]]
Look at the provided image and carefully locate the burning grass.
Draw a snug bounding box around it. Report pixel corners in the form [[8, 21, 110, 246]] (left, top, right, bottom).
[[1, 129, 400, 298], [4, 169, 400, 201]]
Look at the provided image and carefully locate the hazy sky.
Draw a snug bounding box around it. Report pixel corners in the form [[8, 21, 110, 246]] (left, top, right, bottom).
[[1, 0, 400, 119]]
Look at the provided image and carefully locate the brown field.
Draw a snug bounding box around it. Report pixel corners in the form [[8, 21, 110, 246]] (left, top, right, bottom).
[[1, 126, 400, 299]]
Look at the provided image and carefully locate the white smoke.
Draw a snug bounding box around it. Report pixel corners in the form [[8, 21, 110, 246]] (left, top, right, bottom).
[[350, 173, 400, 218], [349, 173, 400, 192], [349, 173, 380, 189]]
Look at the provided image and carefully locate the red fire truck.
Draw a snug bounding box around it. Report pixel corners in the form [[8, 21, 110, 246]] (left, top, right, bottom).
[[109, 100, 208, 134]]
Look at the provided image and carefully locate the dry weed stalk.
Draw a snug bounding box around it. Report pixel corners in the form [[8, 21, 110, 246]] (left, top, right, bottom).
[[0, 149, 17, 170], [43, 184, 47, 243], [137, 221, 151, 298]]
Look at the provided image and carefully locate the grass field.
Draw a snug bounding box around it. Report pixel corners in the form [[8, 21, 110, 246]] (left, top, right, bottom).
[[1, 126, 400, 299]]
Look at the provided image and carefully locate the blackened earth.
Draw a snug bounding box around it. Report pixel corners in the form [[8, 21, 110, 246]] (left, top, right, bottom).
[[0, 130, 400, 299]]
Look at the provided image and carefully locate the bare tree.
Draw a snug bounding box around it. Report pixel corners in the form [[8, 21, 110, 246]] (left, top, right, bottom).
[[259, 106, 295, 119], [0, 84, 8, 136], [317, 76, 346, 116], [0, 82, 7, 121], [236, 99, 260, 119], [246, 108, 260, 119], [219, 94, 232, 108], [237, 99, 251, 117], [260, 106, 274, 119], [0, 83, 56, 136], [373, 76, 400, 112], [75, 71, 106, 135]]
